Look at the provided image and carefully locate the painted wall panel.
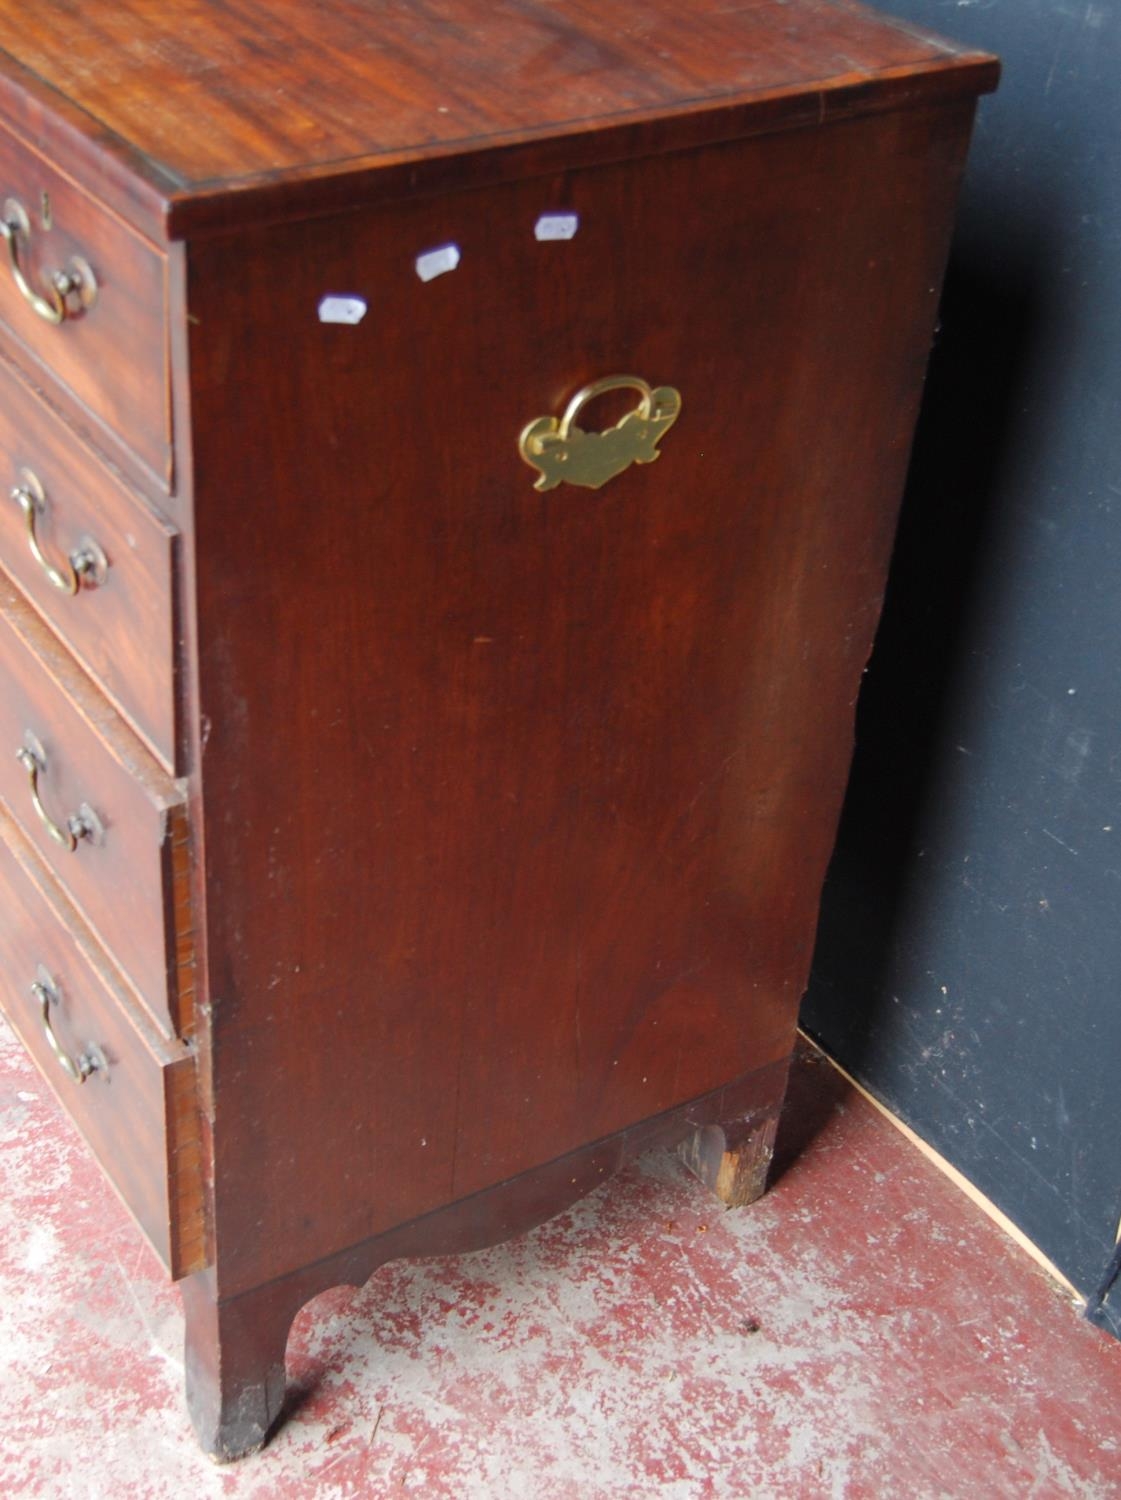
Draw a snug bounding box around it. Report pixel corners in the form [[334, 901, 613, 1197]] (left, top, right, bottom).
[[803, 0, 1121, 1331]]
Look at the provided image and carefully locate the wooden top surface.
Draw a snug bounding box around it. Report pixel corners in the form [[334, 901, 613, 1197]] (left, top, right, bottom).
[[0, 0, 998, 235]]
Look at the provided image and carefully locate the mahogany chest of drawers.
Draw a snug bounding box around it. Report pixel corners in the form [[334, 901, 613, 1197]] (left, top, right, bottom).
[[0, 0, 996, 1460]]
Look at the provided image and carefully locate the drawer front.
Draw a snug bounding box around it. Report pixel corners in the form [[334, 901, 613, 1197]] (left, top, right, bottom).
[[0, 357, 177, 769], [0, 584, 187, 1035], [0, 122, 168, 482], [0, 811, 204, 1278]]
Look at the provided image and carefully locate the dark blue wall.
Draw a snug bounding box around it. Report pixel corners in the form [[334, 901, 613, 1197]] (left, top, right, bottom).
[[802, 0, 1121, 1328]]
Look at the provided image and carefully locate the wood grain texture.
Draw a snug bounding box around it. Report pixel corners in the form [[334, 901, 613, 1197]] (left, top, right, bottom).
[[165, 1023, 208, 1276], [181, 99, 978, 1295], [0, 582, 187, 1035], [0, 0, 998, 1453], [0, 807, 201, 1276], [182, 1056, 789, 1458], [0, 119, 170, 480], [0, 354, 179, 769], [0, 0, 997, 236]]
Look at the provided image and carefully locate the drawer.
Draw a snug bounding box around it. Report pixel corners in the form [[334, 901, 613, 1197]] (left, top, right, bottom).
[[0, 582, 190, 1037], [0, 121, 168, 483], [0, 809, 205, 1279], [0, 356, 178, 769]]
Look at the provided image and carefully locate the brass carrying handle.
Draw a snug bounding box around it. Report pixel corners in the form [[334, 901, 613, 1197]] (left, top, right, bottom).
[[15, 737, 98, 852], [29, 971, 100, 1083], [11, 470, 107, 595], [557, 375, 660, 438], [518, 374, 682, 492], [0, 198, 97, 325]]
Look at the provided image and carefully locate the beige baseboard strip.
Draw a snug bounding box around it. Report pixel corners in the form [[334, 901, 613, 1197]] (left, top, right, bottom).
[[799, 1030, 1086, 1308]]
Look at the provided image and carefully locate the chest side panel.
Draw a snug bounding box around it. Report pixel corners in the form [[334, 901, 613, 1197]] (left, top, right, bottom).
[[187, 102, 975, 1292]]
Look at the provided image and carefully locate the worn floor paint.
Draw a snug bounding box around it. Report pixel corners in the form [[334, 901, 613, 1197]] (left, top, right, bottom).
[[2, 1027, 1119, 1498]]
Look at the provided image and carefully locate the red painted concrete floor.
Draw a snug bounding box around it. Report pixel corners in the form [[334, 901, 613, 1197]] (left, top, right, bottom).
[[2, 1030, 1120, 1499]]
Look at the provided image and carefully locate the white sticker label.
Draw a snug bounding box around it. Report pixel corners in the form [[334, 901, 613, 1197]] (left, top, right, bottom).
[[318, 294, 367, 325], [415, 244, 461, 282], [535, 212, 579, 242]]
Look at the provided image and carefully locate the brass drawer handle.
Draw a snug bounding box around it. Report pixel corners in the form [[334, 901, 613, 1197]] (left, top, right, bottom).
[[519, 375, 682, 492], [29, 968, 101, 1083], [11, 470, 108, 595], [15, 733, 103, 852], [0, 197, 97, 326]]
